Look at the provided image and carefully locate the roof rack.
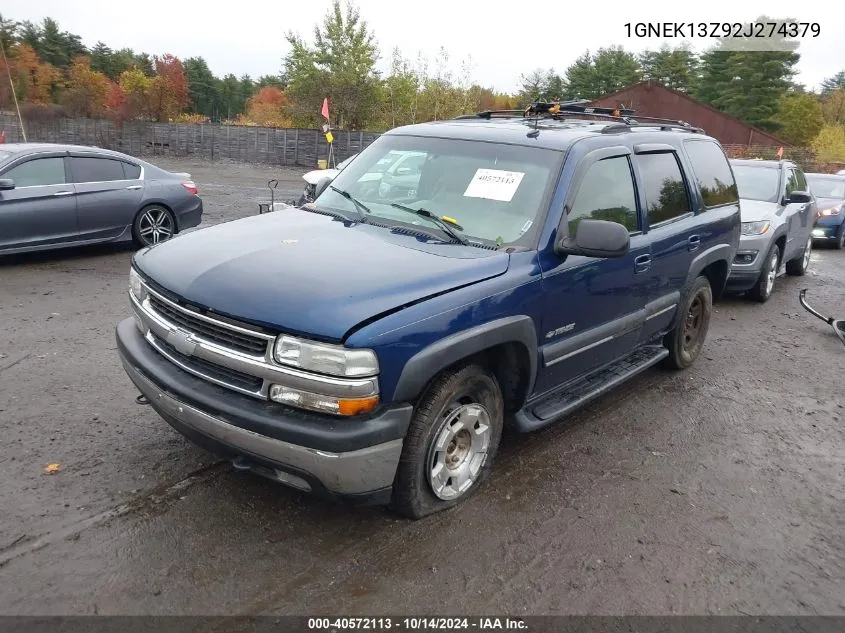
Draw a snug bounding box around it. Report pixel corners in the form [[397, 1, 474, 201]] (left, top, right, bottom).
[[600, 121, 705, 134], [454, 99, 707, 134]]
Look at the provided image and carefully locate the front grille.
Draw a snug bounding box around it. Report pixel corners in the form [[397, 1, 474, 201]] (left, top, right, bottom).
[[148, 294, 269, 357], [154, 335, 264, 393]]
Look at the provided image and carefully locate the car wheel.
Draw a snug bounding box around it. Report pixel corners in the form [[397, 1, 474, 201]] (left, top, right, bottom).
[[748, 243, 780, 303], [786, 235, 812, 275], [835, 225, 845, 250], [662, 275, 713, 370], [133, 205, 176, 247], [390, 364, 504, 519]]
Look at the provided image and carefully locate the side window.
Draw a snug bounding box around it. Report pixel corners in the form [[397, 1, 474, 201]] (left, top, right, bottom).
[[70, 157, 127, 183], [637, 152, 691, 226], [793, 168, 807, 191], [122, 162, 142, 180], [567, 155, 639, 236], [3, 157, 66, 187], [785, 169, 799, 195], [682, 140, 739, 208]]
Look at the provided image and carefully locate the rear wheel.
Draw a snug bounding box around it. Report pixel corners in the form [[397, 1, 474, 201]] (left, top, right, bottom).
[[662, 275, 712, 370], [133, 205, 176, 247], [390, 364, 504, 519], [786, 235, 812, 275], [748, 243, 780, 303]]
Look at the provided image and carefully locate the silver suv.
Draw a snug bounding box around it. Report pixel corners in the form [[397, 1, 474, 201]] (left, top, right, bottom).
[[726, 159, 817, 302]]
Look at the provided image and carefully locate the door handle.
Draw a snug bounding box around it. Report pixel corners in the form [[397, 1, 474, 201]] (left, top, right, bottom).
[[125, 185, 143, 190], [53, 191, 74, 196], [634, 254, 651, 273], [688, 235, 701, 251]]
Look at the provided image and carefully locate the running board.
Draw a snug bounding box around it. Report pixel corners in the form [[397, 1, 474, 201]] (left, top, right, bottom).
[[512, 345, 669, 433]]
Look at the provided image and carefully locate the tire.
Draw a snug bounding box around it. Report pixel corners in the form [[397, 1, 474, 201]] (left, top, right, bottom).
[[834, 225, 845, 250], [133, 205, 177, 247], [390, 364, 504, 519], [748, 243, 781, 303], [662, 275, 713, 370], [786, 234, 812, 275]]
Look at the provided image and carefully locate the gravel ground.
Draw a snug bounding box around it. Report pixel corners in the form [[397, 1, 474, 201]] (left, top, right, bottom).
[[0, 158, 843, 616]]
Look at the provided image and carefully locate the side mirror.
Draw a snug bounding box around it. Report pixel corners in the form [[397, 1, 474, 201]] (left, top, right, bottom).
[[0, 178, 14, 191], [786, 190, 812, 204], [555, 219, 630, 258], [314, 176, 333, 199]]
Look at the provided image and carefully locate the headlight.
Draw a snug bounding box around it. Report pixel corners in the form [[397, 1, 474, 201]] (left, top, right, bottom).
[[819, 207, 841, 217], [129, 267, 147, 301], [273, 335, 379, 377], [741, 221, 770, 236]]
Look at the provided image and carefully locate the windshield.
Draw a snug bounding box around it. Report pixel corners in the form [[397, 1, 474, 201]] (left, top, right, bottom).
[[313, 135, 562, 247], [336, 154, 356, 170], [807, 176, 845, 199], [732, 165, 781, 202]]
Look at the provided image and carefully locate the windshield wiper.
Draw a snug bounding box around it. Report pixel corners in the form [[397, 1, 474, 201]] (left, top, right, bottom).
[[330, 186, 372, 222], [390, 203, 469, 245]]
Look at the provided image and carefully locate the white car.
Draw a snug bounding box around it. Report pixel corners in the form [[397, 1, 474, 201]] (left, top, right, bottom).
[[838, 169, 845, 176], [296, 154, 358, 206]]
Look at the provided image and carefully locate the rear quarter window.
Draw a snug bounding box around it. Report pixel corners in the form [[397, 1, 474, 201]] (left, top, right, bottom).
[[122, 162, 142, 179], [683, 140, 739, 208]]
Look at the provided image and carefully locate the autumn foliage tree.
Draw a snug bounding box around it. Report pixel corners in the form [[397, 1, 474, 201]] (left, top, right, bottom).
[[2, 43, 59, 105], [238, 86, 291, 127], [147, 54, 189, 121], [61, 56, 110, 117]]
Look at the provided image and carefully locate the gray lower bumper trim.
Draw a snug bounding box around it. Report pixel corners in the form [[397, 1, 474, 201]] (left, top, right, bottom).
[[123, 360, 404, 495]]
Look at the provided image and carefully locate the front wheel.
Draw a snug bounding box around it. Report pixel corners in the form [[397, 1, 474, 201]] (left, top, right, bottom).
[[662, 275, 713, 370], [748, 243, 780, 303], [390, 364, 504, 519], [133, 205, 176, 247], [786, 235, 812, 276]]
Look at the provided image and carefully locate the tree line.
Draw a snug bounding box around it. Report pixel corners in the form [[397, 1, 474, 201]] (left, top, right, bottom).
[[1, 5, 844, 159]]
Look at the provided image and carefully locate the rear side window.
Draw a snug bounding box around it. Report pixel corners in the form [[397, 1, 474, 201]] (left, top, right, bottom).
[[122, 162, 142, 179], [70, 157, 127, 183], [637, 152, 691, 226], [567, 155, 639, 236], [3, 157, 66, 187], [683, 140, 739, 208]]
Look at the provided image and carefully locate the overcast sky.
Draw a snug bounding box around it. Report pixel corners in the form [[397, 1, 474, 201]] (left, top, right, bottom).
[[4, 0, 842, 94]]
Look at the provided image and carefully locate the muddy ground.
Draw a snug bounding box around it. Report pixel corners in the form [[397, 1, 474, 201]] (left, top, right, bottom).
[[1, 158, 843, 616]]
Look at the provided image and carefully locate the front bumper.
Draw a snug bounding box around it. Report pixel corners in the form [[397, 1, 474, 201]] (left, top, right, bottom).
[[116, 318, 412, 504], [726, 232, 771, 291], [812, 223, 841, 241]]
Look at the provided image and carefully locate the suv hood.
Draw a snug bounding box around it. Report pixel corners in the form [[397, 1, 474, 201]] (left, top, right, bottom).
[[133, 210, 509, 342], [739, 199, 778, 223]]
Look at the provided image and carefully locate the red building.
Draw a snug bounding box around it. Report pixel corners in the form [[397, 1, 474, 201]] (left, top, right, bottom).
[[591, 81, 791, 147]]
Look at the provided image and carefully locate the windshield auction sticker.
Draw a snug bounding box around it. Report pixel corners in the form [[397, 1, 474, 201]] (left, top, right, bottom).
[[463, 169, 525, 202]]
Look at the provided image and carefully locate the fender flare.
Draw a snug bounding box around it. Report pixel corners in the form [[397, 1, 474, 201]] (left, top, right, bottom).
[[392, 315, 538, 403]]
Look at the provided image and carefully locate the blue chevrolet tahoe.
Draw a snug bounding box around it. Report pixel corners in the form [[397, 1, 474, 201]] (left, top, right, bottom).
[[116, 103, 741, 518]]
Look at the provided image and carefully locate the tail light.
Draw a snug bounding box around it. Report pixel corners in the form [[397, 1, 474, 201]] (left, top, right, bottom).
[[181, 181, 198, 195], [819, 207, 841, 217]]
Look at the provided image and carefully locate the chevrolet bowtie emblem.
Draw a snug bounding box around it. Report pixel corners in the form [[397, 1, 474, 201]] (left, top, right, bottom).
[[166, 329, 197, 357]]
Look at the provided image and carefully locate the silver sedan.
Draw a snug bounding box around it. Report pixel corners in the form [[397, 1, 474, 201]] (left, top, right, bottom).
[[0, 143, 203, 255]]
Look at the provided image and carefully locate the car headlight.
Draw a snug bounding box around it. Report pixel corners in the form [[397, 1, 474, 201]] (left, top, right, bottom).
[[741, 221, 770, 236], [129, 267, 147, 301], [819, 207, 841, 217], [273, 335, 379, 377]]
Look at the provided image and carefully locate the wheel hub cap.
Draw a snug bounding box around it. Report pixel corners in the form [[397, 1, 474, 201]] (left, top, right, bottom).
[[766, 252, 777, 295], [427, 403, 491, 501], [139, 210, 174, 245], [803, 238, 812, 267]]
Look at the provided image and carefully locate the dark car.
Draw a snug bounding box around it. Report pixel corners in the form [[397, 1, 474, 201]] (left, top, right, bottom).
[[806, 172, 845, 248], [0, 143, 203, 255], [116, 103, 739, 519]]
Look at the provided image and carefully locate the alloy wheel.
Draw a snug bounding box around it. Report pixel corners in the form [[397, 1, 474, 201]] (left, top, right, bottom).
[[138, 208, 174, 246], [427, 402, 492, 501]]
